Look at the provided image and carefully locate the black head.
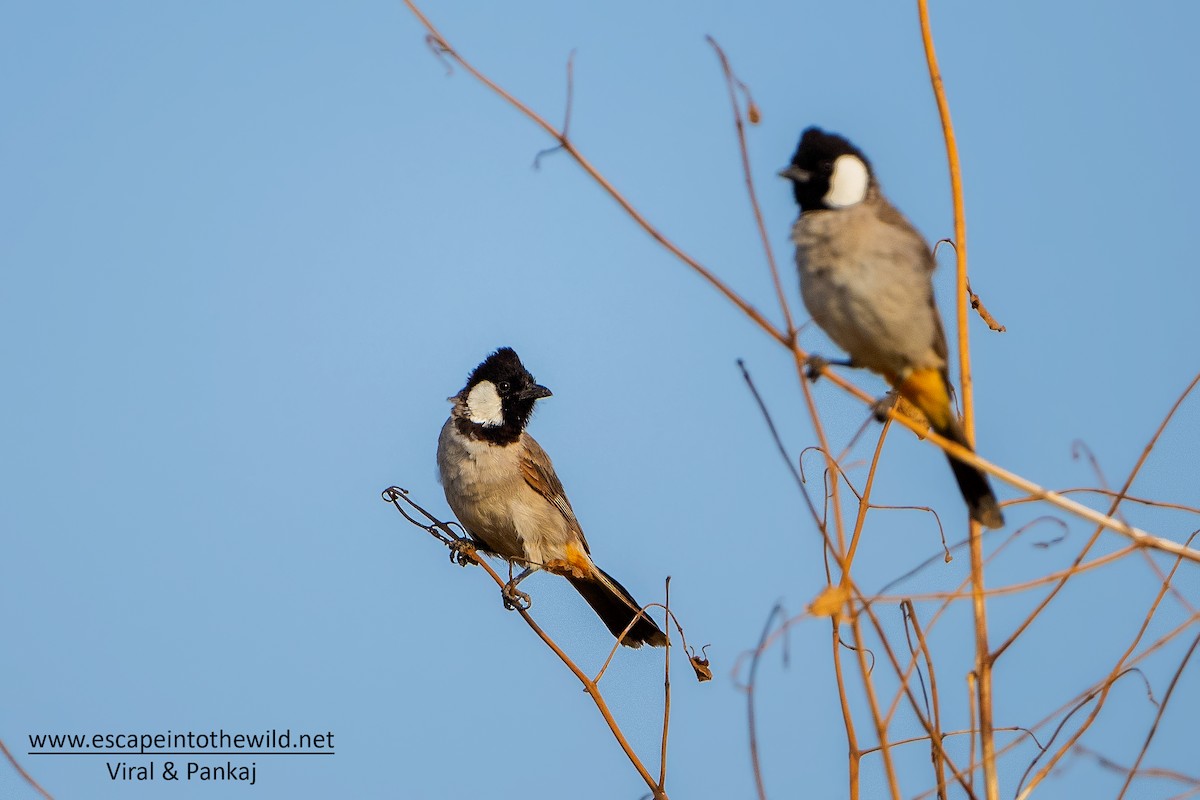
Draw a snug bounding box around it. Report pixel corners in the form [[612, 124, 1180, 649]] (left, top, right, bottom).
[[780, 127, 874, 212], [455, 347, 552, 444]]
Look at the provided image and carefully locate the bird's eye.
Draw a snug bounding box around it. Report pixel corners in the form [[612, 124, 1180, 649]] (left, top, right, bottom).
[[498, 381, 510, 392], [821, 160, 834, 173]]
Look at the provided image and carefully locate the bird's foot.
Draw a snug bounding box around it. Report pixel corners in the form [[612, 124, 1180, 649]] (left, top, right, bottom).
[[871, 393, 898, 423], [804, 354, 831, 382], [804, 354, 855, 381], [448, 538, 477, 567], [501, 581, 532, 612], [873, 391, 931, 436]]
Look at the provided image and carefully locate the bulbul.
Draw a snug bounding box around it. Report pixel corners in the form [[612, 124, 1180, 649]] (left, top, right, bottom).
[[437, 347, 668, 648], [781, 127, 1005, 529]]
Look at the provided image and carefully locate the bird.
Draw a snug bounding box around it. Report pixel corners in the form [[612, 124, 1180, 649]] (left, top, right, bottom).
[[780, 126, 1005, 529], [436, 347, 668, 648]]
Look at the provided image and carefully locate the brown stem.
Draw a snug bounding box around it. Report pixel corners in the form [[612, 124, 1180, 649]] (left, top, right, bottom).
[[0, 739, 54, 800], [384, 489, 666, 797], [903, 601, 948, 800], [914, 2, 995, 794], [706, 36, 797, 340], [658, 577, 672, 794]]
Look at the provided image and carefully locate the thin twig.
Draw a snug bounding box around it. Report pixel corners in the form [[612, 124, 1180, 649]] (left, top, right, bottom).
[[998, 616, 1196, 769], [914, 2, 996, 793], [707, 36, 797, 340], [533, 49, 576, 169], [839, 422, 892, 592], [838, 422, 903, 800], [594, 597, 673, 684], [966, 279, 1006, 332], [939, 241, 1006, 332], [746, 605, 786, 800], [739, 360, 845, 583], [403, 0, 789, 348], [852, 584, 977, 800], [737, 359, 803, 491], [1070, 440, 1125, 524], [875, 543, 1135, 604], [0, 739, 54, 800], [1073, 744, 1200, 789], [903, 601, 948, 800], [996, 370, 1200, 661], [1003, 487, 1200, 516], [872, 398, 1199, 562], [658, 577, 672, 794], [1016, 534, 1197, 800], [831, 617, 862, 800], [849, 609, 903, 800], [966, 673, 978, 795], [861, 726, 1040, 757], [384, 488, 667, 797], [1013, 667, 1150, 799]]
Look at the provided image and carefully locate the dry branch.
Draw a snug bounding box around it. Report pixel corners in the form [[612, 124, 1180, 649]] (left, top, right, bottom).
[[382, 487, 682, 799], [0, 738, 54, 800]]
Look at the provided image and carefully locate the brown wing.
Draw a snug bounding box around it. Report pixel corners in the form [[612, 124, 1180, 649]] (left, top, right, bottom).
[[518, 434, 591, 554], [930, 292, 950, 363]]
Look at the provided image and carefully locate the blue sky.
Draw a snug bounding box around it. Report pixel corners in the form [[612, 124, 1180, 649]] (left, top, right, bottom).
[[3, 2, 1199, 798]]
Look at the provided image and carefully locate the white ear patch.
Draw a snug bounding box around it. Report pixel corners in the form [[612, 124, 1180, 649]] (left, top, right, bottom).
[[465, 380, 505, 426], [823, 154, 870, 208]]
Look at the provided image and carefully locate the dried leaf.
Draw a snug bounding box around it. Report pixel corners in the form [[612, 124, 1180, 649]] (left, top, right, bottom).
[[689, 653, 713, 683], [808, 583, 850, 620]]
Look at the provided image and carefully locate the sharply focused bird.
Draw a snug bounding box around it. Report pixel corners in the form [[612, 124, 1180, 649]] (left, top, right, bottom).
[[781, 126, 1004, 528], [437, 347, 668, 647]]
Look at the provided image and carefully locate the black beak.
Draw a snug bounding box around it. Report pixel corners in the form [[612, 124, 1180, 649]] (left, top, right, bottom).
[[519, 384, 552, 401], [778, 165, 811, 183]]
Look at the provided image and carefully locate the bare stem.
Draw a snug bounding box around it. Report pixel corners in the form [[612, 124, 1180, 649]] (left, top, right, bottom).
[[0, 739, 54, 800], [914, 1, 995, 795], [383, 488, 667, 797]]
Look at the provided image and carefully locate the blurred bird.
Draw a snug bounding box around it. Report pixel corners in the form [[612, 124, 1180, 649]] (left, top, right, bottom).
[[437, 347, 668, 647], [781, 127, 1004, 529]]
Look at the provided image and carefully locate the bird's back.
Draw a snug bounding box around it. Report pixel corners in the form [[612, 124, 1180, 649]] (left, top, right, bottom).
[[793, 196, 945, 378]]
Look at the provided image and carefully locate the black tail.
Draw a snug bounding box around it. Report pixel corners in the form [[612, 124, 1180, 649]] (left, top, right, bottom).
[[939, 419, 1005, 529], [567, 568, 667, 648]]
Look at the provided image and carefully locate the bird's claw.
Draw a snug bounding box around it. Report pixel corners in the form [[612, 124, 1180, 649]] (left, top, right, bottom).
[[501, 582, 532, 611], [448, 538, 476, 567], [804, 354, 830, 382], [871, 393, 898, 423]]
